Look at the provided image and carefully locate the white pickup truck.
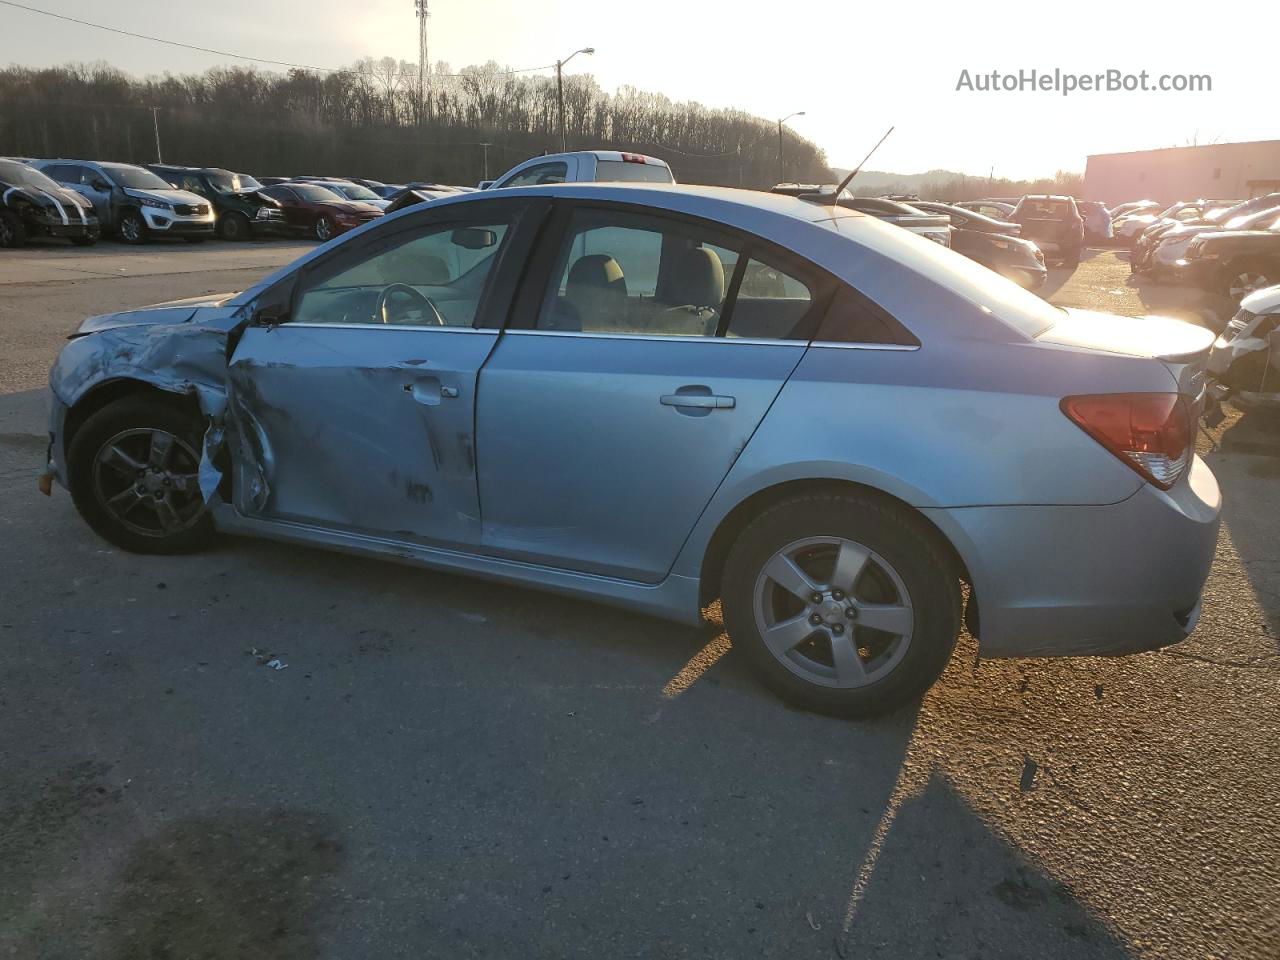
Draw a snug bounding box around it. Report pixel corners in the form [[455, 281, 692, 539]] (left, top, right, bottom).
[[480, 150, 674, 190]]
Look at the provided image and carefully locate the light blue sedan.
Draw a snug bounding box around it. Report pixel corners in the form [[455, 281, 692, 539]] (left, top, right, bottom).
[[44, 183, 1222, 717]]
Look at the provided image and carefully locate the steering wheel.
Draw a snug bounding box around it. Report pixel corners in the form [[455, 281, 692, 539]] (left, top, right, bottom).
[[374, 283, 445, 326]]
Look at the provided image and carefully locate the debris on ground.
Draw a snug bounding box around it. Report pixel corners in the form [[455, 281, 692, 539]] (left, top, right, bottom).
[[247, 647, 288, 670]]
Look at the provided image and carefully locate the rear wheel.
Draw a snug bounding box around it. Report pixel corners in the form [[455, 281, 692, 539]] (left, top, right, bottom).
[[1060, 245, 1081, 268], [67, 397, 215, 554], [722, 492, 961, 718], [0, 210, 26, 248], [117, 210, 147, 244]]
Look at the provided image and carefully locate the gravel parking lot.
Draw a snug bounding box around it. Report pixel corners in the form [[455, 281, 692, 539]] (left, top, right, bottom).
[[1, 242, 1277, 959]]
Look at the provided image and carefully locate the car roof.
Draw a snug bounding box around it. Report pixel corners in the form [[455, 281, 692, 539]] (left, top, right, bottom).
[[455, 182, 863, 224]]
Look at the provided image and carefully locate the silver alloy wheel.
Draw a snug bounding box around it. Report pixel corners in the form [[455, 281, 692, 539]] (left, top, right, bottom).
[[752, 536, 914, 689], [92, 428, 204, 537], [315, 217, 333, 241], [120, 214, 143, 242], [1229, 271, 1273, 299]]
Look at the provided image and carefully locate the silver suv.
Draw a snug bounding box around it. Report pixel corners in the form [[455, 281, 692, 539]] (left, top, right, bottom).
[[32, 159, 216, 243]]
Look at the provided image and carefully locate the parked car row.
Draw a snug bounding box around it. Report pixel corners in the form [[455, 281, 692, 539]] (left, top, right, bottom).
[[0, 155, 478, 247]]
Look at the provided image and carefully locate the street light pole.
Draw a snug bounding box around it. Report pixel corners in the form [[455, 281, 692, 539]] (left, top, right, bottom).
[[555, 47, 595, 153], [776, 110, 805, 184]]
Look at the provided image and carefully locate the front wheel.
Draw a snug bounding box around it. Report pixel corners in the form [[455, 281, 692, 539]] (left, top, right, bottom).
[[218, 211, 251, 241], [117, 210, 147, 244], [313, 215, 334, 242], [1223, 258, 1277, 301], [0, 210, 26, 248], [722, 492, 961, 718], [67, 397, 215, 554]]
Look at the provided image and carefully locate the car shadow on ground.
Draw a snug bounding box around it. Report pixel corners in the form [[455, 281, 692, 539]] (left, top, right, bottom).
[[1, 472, 1134, 957]]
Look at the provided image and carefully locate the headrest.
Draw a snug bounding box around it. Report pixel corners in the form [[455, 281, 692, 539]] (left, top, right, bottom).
[[665, 247, 724, 308], [567, 254, 627, 298]]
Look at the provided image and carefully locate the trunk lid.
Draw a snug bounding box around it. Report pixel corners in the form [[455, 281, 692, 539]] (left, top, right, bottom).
[[1038, 308, 1215, 405]]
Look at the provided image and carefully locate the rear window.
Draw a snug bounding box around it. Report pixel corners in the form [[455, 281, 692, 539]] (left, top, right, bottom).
[[594, 159, 674, 184], [1016, 198, 1071, 218]]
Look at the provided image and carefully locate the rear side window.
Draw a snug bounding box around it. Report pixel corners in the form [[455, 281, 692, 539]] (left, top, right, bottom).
[[501, 162, 568, 188], [815, 286, 920, 346], [724, 255, 816, 340], [594, 159, 674, 184]]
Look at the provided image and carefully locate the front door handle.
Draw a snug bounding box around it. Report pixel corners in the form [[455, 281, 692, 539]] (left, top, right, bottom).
[[660, 393, 735, 409], [403, 378, 458, 405]]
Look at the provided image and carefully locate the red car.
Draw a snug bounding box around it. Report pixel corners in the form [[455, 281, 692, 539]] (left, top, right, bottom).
[[257, 182, 382, 241]]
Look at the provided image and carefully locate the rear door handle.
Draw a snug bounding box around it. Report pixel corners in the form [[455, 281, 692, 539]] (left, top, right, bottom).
[[660, 393, 735, 409]]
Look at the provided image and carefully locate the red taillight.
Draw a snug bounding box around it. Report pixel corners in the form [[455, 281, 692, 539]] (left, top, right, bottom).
[[620, 153, 647, 163], [1060, 393, 1192, 490]]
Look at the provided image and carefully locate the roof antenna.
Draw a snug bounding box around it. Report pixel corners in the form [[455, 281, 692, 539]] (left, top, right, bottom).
[[830, 126, 895, 204]]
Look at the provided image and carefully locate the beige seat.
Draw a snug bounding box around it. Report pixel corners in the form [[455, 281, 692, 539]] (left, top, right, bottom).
[[546, 254, 627, 331], [657, 246, 724, 336]]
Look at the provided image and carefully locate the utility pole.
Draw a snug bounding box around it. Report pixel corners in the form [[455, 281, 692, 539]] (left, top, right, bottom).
[[776, 111, 804, 184], [479, 142, 491, 179], [556, 62, 565, 153], [555, 48, 594, 153], [414, 0, 430, 114], [151, 106, 162, 163]]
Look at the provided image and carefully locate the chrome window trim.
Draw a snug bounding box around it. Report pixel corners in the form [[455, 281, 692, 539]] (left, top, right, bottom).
[[278, 322, 495, 334], [501, 329, 919, 350]]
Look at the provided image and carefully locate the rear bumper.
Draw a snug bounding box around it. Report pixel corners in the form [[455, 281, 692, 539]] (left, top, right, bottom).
[[924, 456, 1221, 658]]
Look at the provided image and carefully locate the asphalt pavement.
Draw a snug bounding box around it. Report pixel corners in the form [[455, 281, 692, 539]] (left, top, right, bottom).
[[1, 240, 1276, 960]]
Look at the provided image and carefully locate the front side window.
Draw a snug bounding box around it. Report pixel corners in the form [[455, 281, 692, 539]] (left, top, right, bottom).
[[290, 183, 343, 202], [292, 218, 510, 326], [501, 162, 568, 188], [536, 209, 740, 337]]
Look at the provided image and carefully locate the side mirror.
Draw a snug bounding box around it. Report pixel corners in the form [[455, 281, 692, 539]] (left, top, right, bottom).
[[477, 180, 494, 190], [92, 180, 111, 191], [451, 227, 497, 250]]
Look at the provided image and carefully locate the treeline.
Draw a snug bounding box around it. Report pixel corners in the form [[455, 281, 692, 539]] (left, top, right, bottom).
[[852, 170, 1085, 201], [0, 60, 833, 188]]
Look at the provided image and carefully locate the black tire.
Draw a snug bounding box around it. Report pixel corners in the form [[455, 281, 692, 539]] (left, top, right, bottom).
[[722, 492, 961, 718], [313, 215, 335, 242], [0, 210, 26, 248], [70, 235, 97, 247], [117, 210, 147, 244], [67, 396, 215, 555], [1221, 258, 1278, 301], [218, 211, 251, 241], [1060, 246, 1081, 268]]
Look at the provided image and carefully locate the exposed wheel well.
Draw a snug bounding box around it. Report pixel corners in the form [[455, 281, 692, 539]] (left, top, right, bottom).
[[62, 379, 203, 458], [697, 478, 972, 609]]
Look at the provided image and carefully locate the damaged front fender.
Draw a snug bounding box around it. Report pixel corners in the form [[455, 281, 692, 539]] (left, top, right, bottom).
[[48, 308, 251, 504]]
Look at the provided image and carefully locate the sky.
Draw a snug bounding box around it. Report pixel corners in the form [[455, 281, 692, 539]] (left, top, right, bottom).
[[2, 0, 1272, 180]]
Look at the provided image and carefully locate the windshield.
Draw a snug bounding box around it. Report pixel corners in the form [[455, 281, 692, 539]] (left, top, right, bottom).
[[329, 183, 380, 201], [107, 166, 174, 190], [208, 172, 262, 193], [0, 160, 61, 191], [1227, 208, 1280, 231], [594, 159, 674, 184], [291, 183, 343, 202]]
